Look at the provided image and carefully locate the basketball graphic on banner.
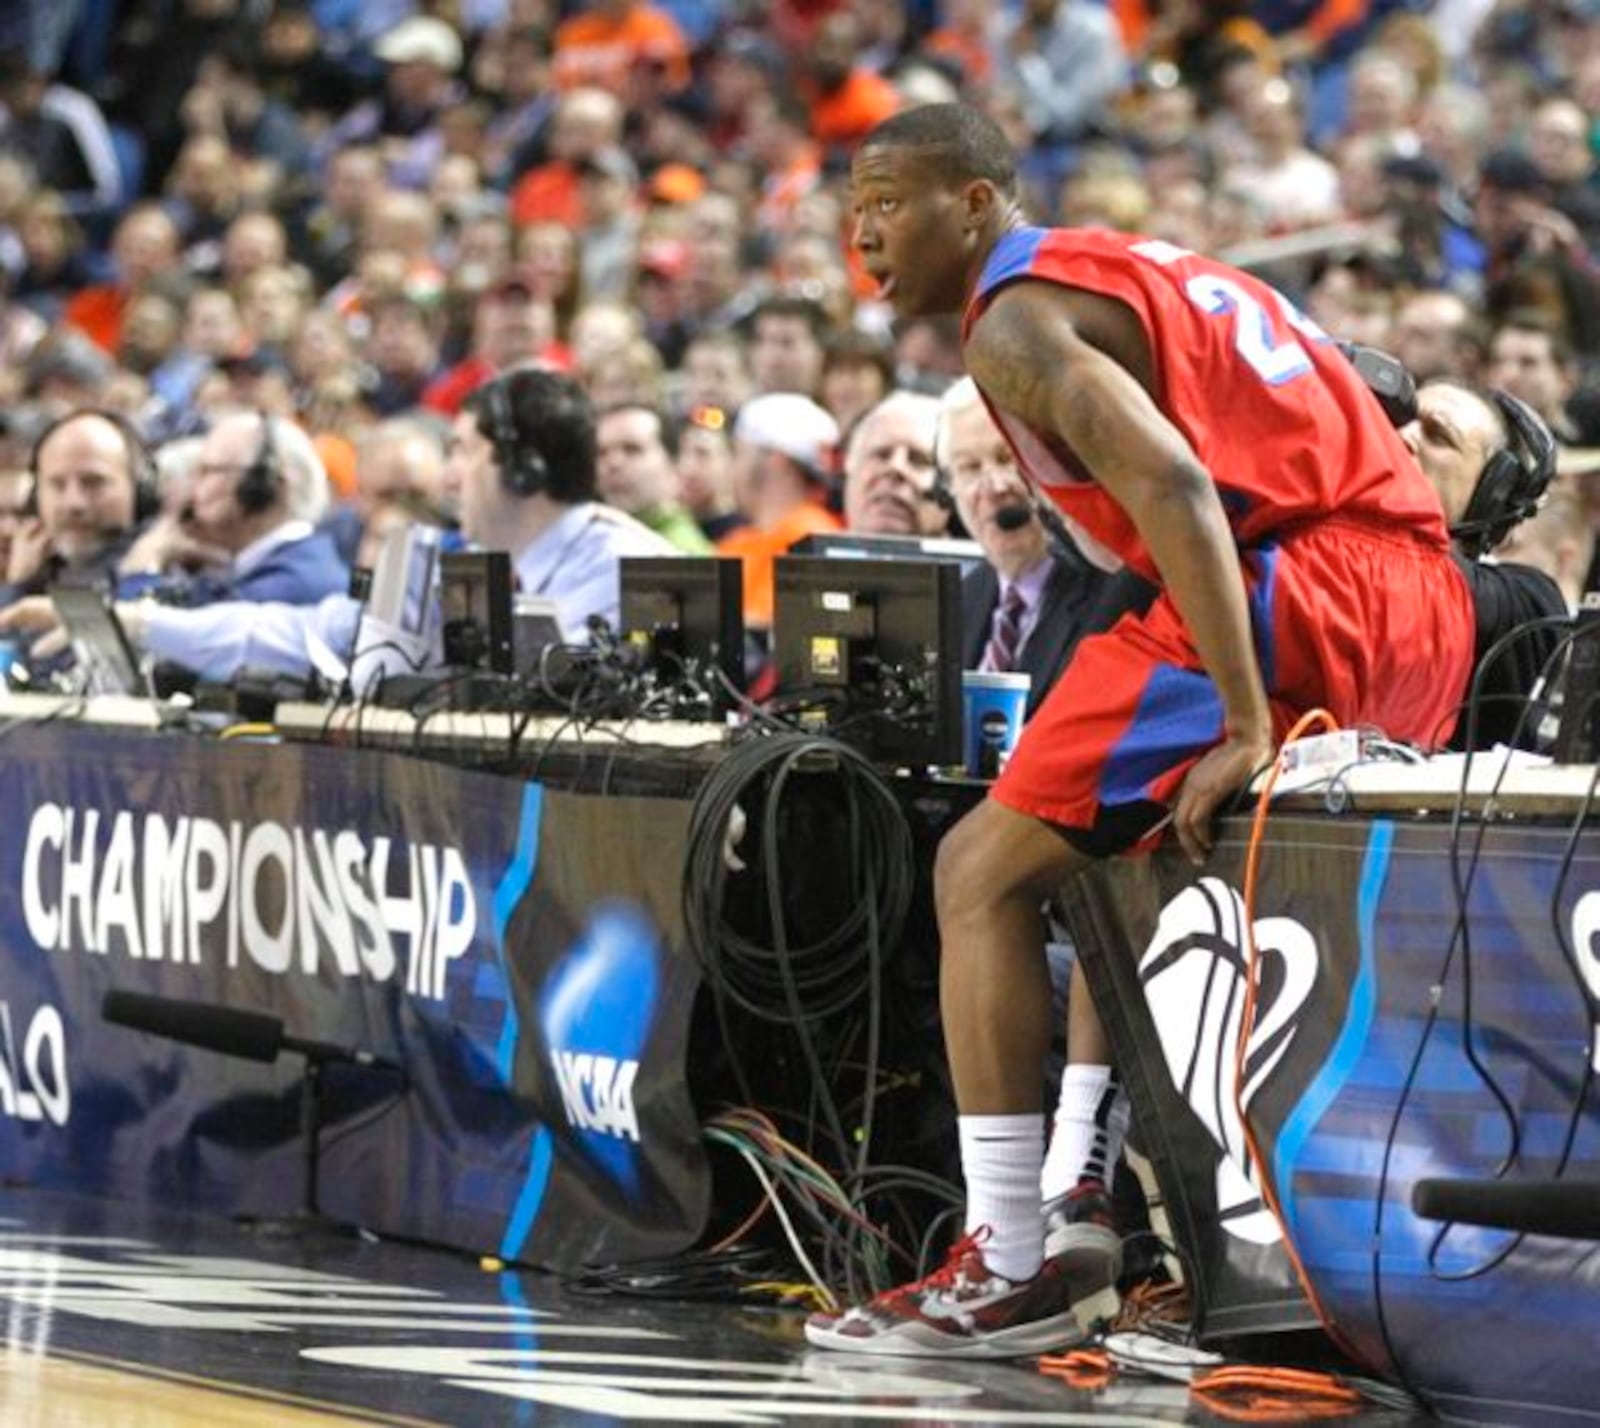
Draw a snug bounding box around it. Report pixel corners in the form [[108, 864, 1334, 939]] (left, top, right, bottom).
[[1138, 877, 1318, 1246]]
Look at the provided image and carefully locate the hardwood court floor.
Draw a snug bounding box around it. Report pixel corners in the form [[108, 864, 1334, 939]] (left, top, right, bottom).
[[0, 1186, 1425, 1426]]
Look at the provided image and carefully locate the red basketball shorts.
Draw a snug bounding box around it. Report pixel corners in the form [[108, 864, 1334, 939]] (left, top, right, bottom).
[[991, 520, 1476, 854]]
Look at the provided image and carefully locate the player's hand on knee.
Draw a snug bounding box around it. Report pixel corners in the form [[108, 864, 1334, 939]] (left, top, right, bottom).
[[1172, 732, 1273, 865]]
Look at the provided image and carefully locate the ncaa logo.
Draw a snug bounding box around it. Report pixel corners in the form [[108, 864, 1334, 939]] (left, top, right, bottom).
[[1138, 877, 1318, 1245]]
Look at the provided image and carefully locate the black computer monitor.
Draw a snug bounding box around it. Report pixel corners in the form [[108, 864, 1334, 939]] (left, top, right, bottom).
[[772, 555, 962, 767], [440, 550, 513, 674], [51, 584, 149, 697], [620, 556, 745, 711], [791, 530, 987, 580]]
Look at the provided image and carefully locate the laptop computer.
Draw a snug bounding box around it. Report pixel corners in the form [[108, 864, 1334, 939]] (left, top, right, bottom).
[[50, 585, 151, 698]]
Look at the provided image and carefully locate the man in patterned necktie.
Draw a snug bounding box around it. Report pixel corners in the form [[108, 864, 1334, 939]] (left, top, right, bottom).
[[941, 377, 1116, 716]]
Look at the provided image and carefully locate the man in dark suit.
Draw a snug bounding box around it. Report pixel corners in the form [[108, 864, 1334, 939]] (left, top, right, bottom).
[[940, 376, 1118, 715]]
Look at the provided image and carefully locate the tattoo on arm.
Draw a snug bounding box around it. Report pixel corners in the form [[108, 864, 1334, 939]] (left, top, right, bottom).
[[968, 287, 1196, 490]]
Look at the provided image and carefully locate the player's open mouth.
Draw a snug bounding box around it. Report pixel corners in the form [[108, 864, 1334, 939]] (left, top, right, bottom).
[[876, 273, 898, 300]]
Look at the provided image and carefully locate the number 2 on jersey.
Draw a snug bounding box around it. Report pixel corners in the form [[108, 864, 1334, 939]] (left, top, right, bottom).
[[1184, 274, 1319, 385], [1130, 240, 1326, 386]]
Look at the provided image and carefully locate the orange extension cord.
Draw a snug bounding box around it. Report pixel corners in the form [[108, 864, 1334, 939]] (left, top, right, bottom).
[[1236, 708, 1365, 1363]]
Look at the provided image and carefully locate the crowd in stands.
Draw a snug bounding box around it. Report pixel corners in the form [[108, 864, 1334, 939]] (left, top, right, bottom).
[[1, 0, 1598, 687]]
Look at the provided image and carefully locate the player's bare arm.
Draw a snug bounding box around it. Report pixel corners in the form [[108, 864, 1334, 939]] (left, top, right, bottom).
[[965, 283, 1274, 861]]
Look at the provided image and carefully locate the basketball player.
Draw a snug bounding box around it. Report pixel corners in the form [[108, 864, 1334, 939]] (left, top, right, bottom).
[[807, 103, 1475, 1359]]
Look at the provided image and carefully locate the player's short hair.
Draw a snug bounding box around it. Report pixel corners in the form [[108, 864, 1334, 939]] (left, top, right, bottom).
[[861, 103, 1017, 196]]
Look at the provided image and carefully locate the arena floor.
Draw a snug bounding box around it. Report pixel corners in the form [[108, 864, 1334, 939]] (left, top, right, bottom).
[[0, 1186, 1433, 1426]]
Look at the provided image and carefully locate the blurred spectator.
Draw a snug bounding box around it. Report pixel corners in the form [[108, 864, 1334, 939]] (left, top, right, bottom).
[[573, 147, 642, 301], [679, 330, 753, 416], [1416, 82, 1490, 193], [1475, 146, 1600, 354], [1343, 50, 1420, 151], [423, 270, 563, 415], [595, 402, 712, 552], [238, 265, 313, 359], [62, 202, 181, 355], [163, 134, 243, 258], [893, 314, 965, 395], [217, 212, 290, 292], [747, 293, 830, 398], [1527, 95, 1600, 246], [26, 329, 117, 409], [476, 25, 557, 189], [801, 10, 902, 161], [106, 0, 259, 193], [1391, 289, 1483, 384], [840, 390, 945, 538], [1487, 310, 1582, 441], [518, 219, 584, 332], [1059, 165, 1152, 231], [1305, 255, 1397, 348], [552, 0, 691, 99], [1499, 477, 1592, 612], [716, 392, 842, 629], [634, 238, 693, 368], [8, 189, 92, 319], [745, 86, 823, 237], [0, 271, 45, 401], [510, 86, 624, 229], [118, 286, 195, 416], [323, 415, 448, 568], [0, 48, 120, 217], [366, 296, 443, 415], [317, 16, 465, 191], [293, 144, 386, 291], [1228, 76, 1342, 232], [675, 402, 743, 542], [993, 0, 1126, 156], [177, 39, 311, 196], [820, 331, 895, 436], [926, 0, 999, 87]]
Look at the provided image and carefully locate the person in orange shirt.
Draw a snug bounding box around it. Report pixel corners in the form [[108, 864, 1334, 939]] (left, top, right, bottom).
[[552, 0, 690, 98], [509, 86, 624, 230], [63, 204, 182, 355], [715, 393, 842, 631], [803, 11, 901, 159]]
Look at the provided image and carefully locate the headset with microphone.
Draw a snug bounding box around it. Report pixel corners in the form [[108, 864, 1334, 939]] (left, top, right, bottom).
[[1449, 388, 1556, 559]]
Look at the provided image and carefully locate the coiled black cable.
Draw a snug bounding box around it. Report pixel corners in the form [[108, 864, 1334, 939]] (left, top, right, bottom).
[[683, 730, 915, 1174]]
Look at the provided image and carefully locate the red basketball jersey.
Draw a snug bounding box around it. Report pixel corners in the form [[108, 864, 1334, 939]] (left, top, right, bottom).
[[962, 227, 1450, 580]]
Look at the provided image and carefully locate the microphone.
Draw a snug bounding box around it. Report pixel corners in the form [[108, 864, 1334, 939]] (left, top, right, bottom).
[[994, 504, 1033, 532], [102, 989, 402, 1074], [1412, 1176, 1600, 1240]]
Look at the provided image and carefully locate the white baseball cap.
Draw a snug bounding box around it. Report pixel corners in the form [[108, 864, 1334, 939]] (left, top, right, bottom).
[[734, 392, 840, 477], [374, 16, 464, 72]]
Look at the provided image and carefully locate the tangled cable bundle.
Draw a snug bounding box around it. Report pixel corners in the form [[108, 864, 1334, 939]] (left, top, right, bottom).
[[683, 730, 914, 1028]]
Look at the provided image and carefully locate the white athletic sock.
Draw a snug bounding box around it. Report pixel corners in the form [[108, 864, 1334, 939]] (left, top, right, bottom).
[[959, 1112, 1046, 1282], [1041, 1064, 1130, 1201]]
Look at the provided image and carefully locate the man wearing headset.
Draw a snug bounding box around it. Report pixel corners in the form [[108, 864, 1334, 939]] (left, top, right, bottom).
[[112, 409, 347, 608], [0, 409, 157, 608], [1400, 378, 1565, 751], [0, 368, 674, 683], [937, 377, 1123, 715]]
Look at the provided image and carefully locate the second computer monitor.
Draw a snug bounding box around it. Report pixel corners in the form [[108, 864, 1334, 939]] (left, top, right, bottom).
[[620, 557, 745, 710], [772, 555, 963, 768]]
